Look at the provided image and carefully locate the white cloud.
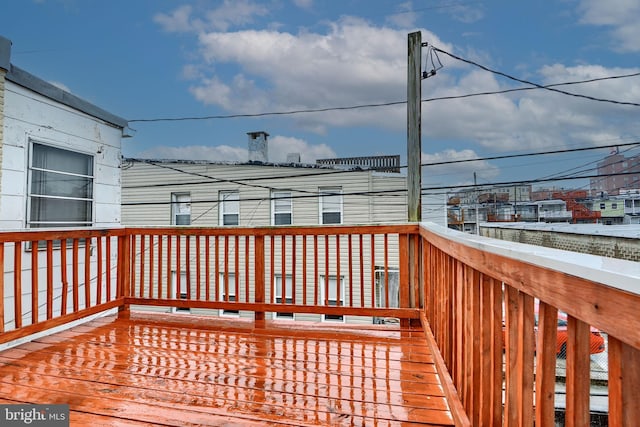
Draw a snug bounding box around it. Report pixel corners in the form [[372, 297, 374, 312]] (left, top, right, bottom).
[[190, 17, 449, 133], [154, 1, 269, 33], [135, 144, 247, 162], [386, 2, 418, 29], [421, 149, 499, 186], [578, 0, 640, 52], [292, 0, 313, 9], [268, 135, 336, 163], [133, 135, 335, 164]]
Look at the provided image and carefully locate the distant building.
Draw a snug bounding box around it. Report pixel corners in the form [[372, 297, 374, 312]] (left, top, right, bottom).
[[591, 153, 640, 196], [316, 155, 401, 173]]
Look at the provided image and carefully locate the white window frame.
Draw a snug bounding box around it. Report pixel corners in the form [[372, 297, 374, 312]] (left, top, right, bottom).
[[171, 192, 191, 225], [219, 272, 239, 317], [319, 187, 343, 225], [27, 141, 94, 228], [219, 191, 239, 226], [271, 190, 293, 225], [170, 270, 190, 314], [320, 275, 345, 323], [273, 274, 294, 320]]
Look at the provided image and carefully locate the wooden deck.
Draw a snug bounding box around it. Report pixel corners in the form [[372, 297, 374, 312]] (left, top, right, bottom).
[[0, 312, 454, 426]]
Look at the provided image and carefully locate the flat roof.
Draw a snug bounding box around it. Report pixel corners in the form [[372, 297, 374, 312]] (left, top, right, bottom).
[[481, 222, 640, 239]]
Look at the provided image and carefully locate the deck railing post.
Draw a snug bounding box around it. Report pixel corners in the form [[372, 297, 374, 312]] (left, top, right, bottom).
[[117, 232, 131, 319], [255, 235, 265, 322]]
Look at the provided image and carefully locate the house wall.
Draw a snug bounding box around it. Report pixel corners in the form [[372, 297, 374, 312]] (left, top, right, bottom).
[[122, 160, 408, 323], [1, 81, 122, 229]]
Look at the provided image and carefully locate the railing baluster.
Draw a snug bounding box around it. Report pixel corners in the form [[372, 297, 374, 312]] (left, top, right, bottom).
[[206, 235, 211, 301], [348, 235, 353, 307], [244, 236, 249, 303], [148, 235, 154, 299], [281, 235, 286, 307], [156, 234, 162, 300], [46, 240, 53, 319], [383, 233, 388, 309], [72, 239, 79, 312], [176, 235, 181, 299], [313, 235, 318, 306], [214, 236, 219, 302], [31, 240, 38, 324], [106, 237, 112, 301], [535, 301, 558, 427], [196, 235, 201, 301], [302, 235, 307, 306], [96, 236, 103, 305], [84, 237, 91, 308], [186, 235, 191, 300], [60, 240, 68, 316], [370, 234, 375, 308], [234, 235, 240, 304], [291, 235, 296, 306], [14, 242, 22, 329], [336, 235, 341, 307], [565, 316, 591, 427], [359, 235, 364, 307], [166, 235, 172, 299], [255, 235, 265, 321], [139, 235, 145, 299]]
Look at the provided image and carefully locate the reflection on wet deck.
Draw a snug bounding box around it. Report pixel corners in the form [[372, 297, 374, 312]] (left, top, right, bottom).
[[0, 312, 453, 426]]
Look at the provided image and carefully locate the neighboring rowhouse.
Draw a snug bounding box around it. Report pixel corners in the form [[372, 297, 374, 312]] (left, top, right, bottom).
[[0, 36, 128, 328], [121, 132, 408, 324]]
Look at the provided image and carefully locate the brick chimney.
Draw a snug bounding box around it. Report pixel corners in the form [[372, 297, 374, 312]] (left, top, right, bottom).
[[247, 131, 269, 163]]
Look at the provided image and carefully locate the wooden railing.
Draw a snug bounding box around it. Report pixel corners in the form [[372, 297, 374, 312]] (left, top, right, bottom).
[[0, 228, 126, 344], [1, 223, 639, 425], [420, 223, 640, 426], [121, 225, 420, 323]]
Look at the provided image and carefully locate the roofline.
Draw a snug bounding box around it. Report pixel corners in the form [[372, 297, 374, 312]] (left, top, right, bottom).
[[122, 157, 372, 171], [6, 65, 128, 129]]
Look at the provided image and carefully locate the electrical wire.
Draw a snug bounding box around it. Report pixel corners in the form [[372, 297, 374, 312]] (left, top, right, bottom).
[[128, 73, 640, 123], [432, 47, 640, 107]]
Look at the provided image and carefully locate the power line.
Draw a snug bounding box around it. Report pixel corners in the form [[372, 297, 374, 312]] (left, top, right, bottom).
[[432, 47, 640, 108], [128, 73, 640, 123], [122, 141, 640, 191]]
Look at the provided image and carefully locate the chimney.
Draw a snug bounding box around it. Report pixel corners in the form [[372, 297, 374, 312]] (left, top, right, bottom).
[[247, 131, 269, 163]]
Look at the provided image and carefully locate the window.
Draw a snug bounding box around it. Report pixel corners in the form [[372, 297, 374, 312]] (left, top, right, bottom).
[[171, 193, 191, 225], [611, 203, 618, 209], [28, 142, 93, 228], [170, 271, 190, 313], [220, 273, 239, 316], [320, 275, 345, 322], [274, 275, 294, 319], [219, 191, 239, 226], [600, 203, 606, 209], [272, 191, 292, 225], [319, 187, 342, 224], [374, 268, 399, 324]]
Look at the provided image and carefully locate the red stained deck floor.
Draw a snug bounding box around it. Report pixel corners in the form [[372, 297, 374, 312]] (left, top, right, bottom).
[[0, 312, 454, 426]]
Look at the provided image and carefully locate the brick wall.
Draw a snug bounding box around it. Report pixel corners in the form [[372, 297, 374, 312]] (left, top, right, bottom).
[[481, 226, 640, 262]]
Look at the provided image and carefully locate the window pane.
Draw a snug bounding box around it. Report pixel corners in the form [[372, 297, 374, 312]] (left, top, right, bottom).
[[223, 214, 239, 226], [32, 143, 93, 176], [31, 170, 93, 199], [30, 198, 92, 224], [274, 213, 292, 225], [322, 212, 341, 224], [175, 215, 191, 225]]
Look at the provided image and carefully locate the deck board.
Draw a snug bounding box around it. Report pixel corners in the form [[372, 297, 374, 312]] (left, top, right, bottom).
[[0, 312, 454, 426]]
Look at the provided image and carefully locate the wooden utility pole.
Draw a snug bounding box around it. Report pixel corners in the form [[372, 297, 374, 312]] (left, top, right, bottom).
[[407, 31, 422, 222], [406, 32, 422, 317]]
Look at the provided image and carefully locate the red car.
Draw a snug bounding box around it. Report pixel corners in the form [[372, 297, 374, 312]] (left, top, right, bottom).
[[502, 305, 606, 357]]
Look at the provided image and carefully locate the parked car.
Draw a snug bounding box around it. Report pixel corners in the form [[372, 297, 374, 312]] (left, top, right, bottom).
[[502, 304, 606, 357]]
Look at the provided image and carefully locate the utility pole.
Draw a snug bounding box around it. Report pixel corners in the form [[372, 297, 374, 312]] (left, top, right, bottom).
[[407, 31, 422, 222], [406, 31, 422, 320]]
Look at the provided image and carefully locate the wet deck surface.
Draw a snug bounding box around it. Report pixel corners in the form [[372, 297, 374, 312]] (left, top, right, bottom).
[[0, 312, 453, 426]]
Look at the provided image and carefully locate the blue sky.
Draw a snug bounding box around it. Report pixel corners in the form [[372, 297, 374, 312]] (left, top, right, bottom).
[[2, 0, 639, 191]]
